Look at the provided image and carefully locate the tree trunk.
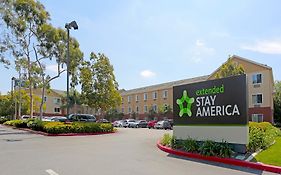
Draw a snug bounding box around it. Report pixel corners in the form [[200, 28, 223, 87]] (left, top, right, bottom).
[[28, 58, 33, 118], [39, 78, 45, 120]]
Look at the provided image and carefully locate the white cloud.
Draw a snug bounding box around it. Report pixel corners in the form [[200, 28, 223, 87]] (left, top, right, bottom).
[[189, 40, 215, 63], [140, 70, 156, 78], [46, 64, 58, 73], [241, 40, 281, 54], [195, 40, 205, 47]]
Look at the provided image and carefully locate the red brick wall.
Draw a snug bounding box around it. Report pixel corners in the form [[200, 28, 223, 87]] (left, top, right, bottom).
[[248, 107, 273, 123]]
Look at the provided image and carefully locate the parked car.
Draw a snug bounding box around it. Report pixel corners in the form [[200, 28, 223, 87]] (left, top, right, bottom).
[[165, 119, 174, 127], [147, 120, 158, 129], [123, 119, 136, 128], [113, 120, 126, 127], [21, 115, 31, 120], [97, 119, 110, 123], [51, 117, 67, 122], [67, 114, 96, 122], [154, 120, 172, 130], [130, 120, 148, 128]]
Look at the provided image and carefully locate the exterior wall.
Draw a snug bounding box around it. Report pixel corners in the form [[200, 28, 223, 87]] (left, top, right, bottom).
[[119, 56, 274, 123], [32, 89, 64, 116], [248, 107, 273, 123], [208, 56, 274, 123], [120, 87, 173, 120]]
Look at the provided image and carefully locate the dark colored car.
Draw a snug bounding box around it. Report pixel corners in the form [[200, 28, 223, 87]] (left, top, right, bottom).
[[147, 120, 158, 129], [165, 119, 173, 127], [131, 120, 148, 128], [67, 114, 96, 122], [51, 117, 67, 122]]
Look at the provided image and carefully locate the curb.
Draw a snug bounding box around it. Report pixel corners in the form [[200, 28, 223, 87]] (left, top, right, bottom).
[[157, 141, 281, 174], [17, 128, 116, 136]]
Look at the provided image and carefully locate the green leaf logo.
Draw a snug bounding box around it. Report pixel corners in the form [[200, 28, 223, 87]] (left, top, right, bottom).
[[176, 90, 194, 117]]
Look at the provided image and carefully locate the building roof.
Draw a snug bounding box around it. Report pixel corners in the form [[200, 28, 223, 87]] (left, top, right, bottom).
[[208, 55, 272, 79], [120, 75, 209, 95], [51, 89, 66, 96]]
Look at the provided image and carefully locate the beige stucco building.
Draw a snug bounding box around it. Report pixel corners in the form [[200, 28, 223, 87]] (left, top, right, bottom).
[[118, 55, 274, 123], [32, 89, 95, 116]]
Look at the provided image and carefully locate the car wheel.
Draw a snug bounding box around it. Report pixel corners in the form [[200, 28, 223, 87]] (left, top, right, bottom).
[[136, 125, 139, 128]]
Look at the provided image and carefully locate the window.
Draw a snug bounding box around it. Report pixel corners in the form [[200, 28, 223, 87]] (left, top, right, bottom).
[[152, 104, 157, 112], [53, 98, 61, 105], [252, 114, 263, 122], [136, 106, 139, 113], [128, 107, 131, 114], [144, 105, 148, 113], [252, 94, 262, 105], [54, 107, 60, 113], [135, 95, 139, 102], [252, 73, 262, 84], [152, 92, 157, 99], [144, 93, 148, 101], [162, 90, 168, 99], [128, 96, 131, 103]]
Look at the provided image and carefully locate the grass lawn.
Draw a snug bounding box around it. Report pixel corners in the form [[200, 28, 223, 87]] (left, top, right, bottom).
[[255, 137, 281, 167]]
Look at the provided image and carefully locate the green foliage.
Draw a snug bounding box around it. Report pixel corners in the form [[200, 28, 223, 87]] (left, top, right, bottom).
[[80, 52, 121, 113], [248, 122, 281, 152], [27, 119, 46, 131], [199, 140, 218, 156], [274, 81, 281, 123], [181, 138, 199, 153], [161, 135, 233, 158], [160, 133, 173, 147], [0, 94, 14, 117], [43, 122, 113, 134], [0, 118, 10, 124], [4, 119, 31, 128], [214, 57, 245, 78], [104, 109, 124, 121], [255, 137, 281, 167]]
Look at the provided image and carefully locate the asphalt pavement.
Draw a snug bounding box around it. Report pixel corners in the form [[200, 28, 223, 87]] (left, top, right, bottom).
[[0, 125, 278, 175]]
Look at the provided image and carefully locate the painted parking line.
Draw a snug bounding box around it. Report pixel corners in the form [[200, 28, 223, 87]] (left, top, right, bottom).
[[46, 169, 59, 175]]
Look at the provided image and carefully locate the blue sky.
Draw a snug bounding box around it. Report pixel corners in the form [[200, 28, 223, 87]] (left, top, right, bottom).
[[1, 0, 281, 93]]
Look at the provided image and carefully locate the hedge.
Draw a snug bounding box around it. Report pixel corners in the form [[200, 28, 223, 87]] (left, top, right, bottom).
[[3, 119, 114, 134], [248, 122, 281, 152]]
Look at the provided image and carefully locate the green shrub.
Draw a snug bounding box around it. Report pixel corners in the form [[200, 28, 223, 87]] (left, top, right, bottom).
[[0, 118, 10, 124], [4, 119, 28, 128], [43, 122, 72, 134], [199, 140, 218, 157], [181, 138, 199, 153], [248, 122, 281, 152], [216, 140, 233, 158], [161, 133, 172, 147], [27, 119, 47, 131], [160, 134, 233, 158], [43, 122, 114, 134]]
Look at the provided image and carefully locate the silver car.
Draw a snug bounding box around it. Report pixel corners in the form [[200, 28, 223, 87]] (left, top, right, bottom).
[[154, 120, 172, 130]]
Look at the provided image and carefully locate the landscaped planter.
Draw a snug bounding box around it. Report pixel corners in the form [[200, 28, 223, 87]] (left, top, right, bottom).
[[157, 140, 281, 174], [18, 127, 116, 136]]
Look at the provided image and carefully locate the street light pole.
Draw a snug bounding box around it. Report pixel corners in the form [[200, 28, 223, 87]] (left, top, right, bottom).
[[11, 77, 16, 120], [65, 21, 78, 116], [66, 27, 70, 116]]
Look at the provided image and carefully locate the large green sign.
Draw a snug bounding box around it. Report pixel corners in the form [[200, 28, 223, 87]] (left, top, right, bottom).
[[173, 74, 248, 125]]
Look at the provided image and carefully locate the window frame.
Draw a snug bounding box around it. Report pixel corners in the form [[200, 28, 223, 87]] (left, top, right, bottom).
[[252, 93, 263, 105], [252, 73, 262, 84]]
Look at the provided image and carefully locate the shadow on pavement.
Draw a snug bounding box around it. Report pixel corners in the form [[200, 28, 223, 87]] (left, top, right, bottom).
[[167, 154, 264, 175]]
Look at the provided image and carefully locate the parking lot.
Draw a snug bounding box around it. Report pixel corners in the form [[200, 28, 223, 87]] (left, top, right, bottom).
[[0, 125, 277, 175]]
